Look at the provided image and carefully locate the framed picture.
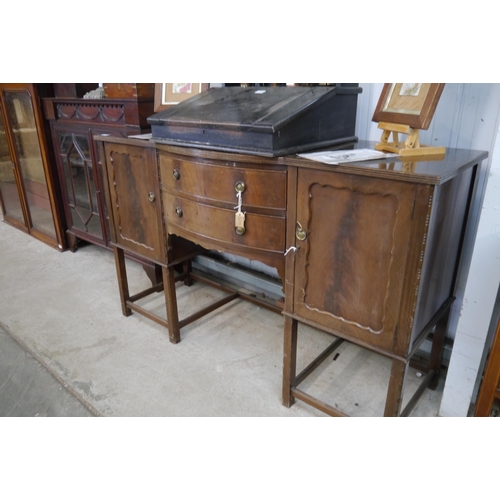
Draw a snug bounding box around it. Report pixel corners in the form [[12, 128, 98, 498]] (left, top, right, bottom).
[[372, 83, 445, 130], [154, 83, 209, 112]]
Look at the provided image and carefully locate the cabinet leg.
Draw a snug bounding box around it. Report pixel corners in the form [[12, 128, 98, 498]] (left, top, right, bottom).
[[162, 265, 181, 344], [282, 316, 298, 408], [384, 359, 408, 417], [67, 232, 78, 253], [428, 311, 449, 390], [113, 246, 132, 317], [183, 259, 194, 287]]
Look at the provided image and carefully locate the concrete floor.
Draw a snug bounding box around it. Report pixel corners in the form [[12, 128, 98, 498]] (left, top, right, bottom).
[[0, 324, 94, 417], [0, 220, 445, 417]]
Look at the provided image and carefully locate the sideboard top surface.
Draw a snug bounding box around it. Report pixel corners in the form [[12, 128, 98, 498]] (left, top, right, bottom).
[[281, 140, 489, 185], [95, 135, 488, 186]]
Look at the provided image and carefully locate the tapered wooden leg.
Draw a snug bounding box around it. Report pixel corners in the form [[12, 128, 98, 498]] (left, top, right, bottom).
[[113, 246, 132, 317], [67, 232, 79, 253], [183, 259, 194, 287], [162, 265, 181, 344], [428, 310, 450, 390], [384, 359, 408, 417], [282, 316, 298, 407]]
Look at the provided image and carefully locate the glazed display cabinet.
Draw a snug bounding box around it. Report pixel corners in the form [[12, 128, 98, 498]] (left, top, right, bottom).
[[44, 95, 154, 251], [0, 83, 66, 249]]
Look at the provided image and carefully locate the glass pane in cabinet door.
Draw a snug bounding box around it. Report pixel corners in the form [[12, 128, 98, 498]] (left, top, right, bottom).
[[74, 134, 99, 217], [3, 91, 56, 239], [58, 131, 102, 239], [0, 106, 25, 223], [61, 155, 75, 207]]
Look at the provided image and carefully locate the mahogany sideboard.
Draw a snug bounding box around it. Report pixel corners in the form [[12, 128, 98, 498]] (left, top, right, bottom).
[[95, 135, 488, 417]]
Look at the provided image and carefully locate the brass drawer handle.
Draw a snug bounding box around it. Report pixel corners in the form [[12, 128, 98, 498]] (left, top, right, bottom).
[[296, 222, 307, 241], [235, 181, 245, 193], [235, 227, 245, 235], [175, 207, 183, 217], [148, 192, 156, 202], [173, 169, 180, 180]]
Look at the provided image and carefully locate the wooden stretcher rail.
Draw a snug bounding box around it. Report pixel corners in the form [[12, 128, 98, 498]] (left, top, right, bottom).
[[294, 338, 344, 387], [399, 370, 436, 417], [291, 388, 349, 417]]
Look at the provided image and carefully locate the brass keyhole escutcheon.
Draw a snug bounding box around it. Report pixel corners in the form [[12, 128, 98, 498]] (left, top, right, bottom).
[[173, 169, 180, 180], [175, 207, 183, 217], [235, 181, 246, 193], [235, 227, 245, 235], [148, 192, 156, 202], [296, 222, 307, 241]]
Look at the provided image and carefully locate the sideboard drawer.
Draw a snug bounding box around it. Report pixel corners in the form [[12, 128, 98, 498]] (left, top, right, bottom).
[[159, 153, 287, 211], [164, 195, 285, 253]]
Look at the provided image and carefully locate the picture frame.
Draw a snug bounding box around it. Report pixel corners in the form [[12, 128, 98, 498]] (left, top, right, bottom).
[[154, 83, 209, 112], [372, 83, 445, 130]]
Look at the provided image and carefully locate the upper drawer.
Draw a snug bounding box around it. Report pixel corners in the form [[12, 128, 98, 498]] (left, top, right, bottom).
[[159, 152, 287, 211]]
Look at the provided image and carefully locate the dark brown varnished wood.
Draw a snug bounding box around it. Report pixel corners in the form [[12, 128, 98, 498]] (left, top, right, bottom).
[[399, 370, 435, 417], [97, 136, 287, 344], [160, 147, 287, 281], [282, 144, 487, 416], [292, 168, 417, 352], [410, 170, 475, 345], [282, 316, 298, 408], [291, 388, 349, 417], [44, 95, 159, 283], [384, 359, 408, 417], [113, 246, 132, 317], [162, 263, 180, 344], [96, 135, 487, 416], [159, 152, 287, 212], [281, 141, 487, 185], [102, 140, 166, 263], [164, 196, 285, 253], [294, 337, 344, 387], [372, 84, 445, 130]]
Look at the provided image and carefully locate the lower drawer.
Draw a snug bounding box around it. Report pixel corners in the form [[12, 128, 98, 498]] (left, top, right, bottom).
[[164, 195, 285, 253]]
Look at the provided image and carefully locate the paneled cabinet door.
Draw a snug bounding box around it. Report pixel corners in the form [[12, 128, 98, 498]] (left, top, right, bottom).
[[293, 169, 417, 352], [101, 142, 165, 263]]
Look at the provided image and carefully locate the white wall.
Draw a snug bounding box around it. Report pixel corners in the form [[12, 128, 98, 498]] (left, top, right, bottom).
[[439, 119, 500, 416], [356, 83, 500, 152], [356, 83, 500, 416]]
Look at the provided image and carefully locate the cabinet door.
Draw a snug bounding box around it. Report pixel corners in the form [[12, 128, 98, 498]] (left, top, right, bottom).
[[56, 130, 104, 240], [0, 87, 62, 247], [0, 106, 25, 226], [293, 169, 417, 352], [101, 142, 165, 263]]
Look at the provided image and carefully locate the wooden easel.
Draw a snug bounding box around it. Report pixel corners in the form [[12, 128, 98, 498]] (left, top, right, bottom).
[[375, 121, 446, 157]]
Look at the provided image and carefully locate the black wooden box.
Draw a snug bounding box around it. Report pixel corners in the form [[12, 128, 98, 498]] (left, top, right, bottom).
[[147, 85, 362, 156]]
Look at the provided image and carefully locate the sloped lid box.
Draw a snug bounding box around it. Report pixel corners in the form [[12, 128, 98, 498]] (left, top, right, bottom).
[[147, 85, 362, 157]]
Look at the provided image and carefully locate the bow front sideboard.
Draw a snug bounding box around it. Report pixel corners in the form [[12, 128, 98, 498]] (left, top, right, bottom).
[[95, 135, 488, 417]]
